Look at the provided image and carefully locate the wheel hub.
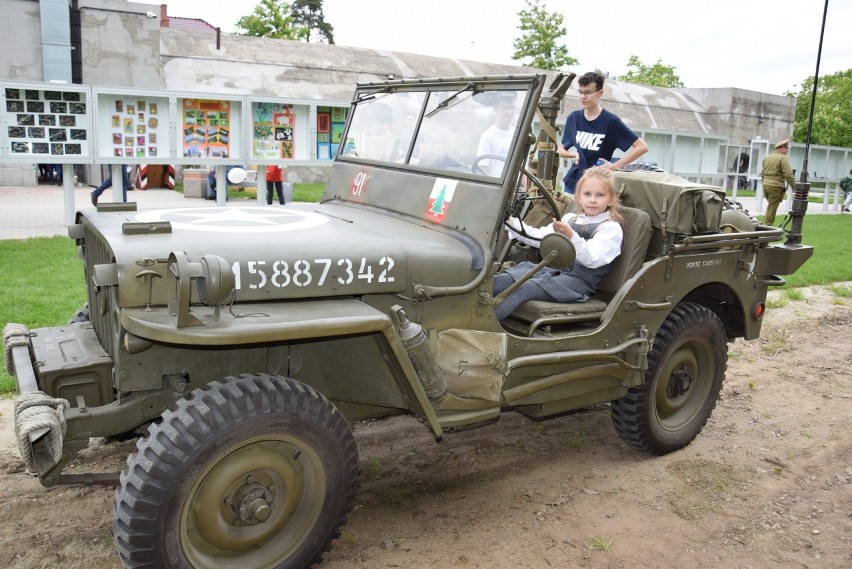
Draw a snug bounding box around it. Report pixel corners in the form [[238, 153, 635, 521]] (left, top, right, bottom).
[[666, 368, 692, 398], [227, 474, 277, 527]]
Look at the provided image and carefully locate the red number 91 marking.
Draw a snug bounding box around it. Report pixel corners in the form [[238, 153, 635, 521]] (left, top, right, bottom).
[[351, 171, 368, 197]]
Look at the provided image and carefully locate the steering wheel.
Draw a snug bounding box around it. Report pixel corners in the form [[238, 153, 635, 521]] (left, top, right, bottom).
[[521, 165, 562, 220], [496, 163, 565, 266], [471, 153, 507, 175], [505, 165, 563, 236]]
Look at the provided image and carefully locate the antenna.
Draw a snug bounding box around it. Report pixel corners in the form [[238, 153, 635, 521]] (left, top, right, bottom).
[[785, 0, 829, 246]]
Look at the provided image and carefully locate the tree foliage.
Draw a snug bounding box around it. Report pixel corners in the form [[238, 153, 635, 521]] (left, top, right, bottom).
[[236, 0, 334, 43], [512, 0, 578, 70], [789, 68, 852, 148], [237, 0, 305, 40], [290, 0, 334, 44], [617, 55, 684, 88]]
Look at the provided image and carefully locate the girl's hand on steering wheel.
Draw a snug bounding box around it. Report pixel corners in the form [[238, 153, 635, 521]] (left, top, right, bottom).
[[553, 218, 574, 238]]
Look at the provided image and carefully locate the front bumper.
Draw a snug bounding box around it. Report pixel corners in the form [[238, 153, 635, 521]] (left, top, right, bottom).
[[3, 322, 113, 486]]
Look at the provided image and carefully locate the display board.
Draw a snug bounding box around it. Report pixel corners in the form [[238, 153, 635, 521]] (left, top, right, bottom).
[[1, 83, 92, 162], [1, 82, 346, 166], [94, 89, 171, 163], [177, 96, 244, 161], [251, 100, 295, 160]]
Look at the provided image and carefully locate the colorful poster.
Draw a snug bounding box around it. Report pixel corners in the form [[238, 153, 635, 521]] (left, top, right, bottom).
[[182, 99, 231, 158], [331, 123, 345, 144], [318, 106, 346, 161], [253, 139, 280, 160], [104, 94, 168, 159], [317, 113, 331, 133], [251, 101, 295, 160]]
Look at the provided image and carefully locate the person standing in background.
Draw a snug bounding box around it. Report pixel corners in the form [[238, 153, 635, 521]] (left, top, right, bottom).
[[90, 165, 129, 206], [266, 164, 285, 205], [37, 164, 50, 183], [207, 167, 217, 200], [558, 71, 648, 194], [477, 92, 517, 177], [839, 169, 852, 213], [760, 139, 795, 225]]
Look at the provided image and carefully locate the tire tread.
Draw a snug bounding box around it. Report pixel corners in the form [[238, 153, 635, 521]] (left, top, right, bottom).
[[611, 302, 727, 455], [114, 373, 359, 569]]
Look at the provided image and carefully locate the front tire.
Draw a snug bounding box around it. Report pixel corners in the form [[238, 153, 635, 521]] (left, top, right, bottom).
[[114, 374, 359, 569], [67, 303, 90, 324], [611, 303, 727, 455]]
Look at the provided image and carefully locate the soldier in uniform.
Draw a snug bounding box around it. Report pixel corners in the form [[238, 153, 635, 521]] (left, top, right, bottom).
[[760, 139, 795, 225]]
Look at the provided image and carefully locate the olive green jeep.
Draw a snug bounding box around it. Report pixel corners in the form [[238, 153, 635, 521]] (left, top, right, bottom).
[[4, 73, 812, 569]]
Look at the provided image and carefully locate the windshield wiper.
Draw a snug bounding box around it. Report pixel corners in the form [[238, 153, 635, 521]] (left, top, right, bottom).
[[425, 82, 477, 118], [354, 86, 392, 105]]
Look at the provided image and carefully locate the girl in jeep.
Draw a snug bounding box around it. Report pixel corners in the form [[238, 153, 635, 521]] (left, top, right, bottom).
[[494, 166, 624, 321]]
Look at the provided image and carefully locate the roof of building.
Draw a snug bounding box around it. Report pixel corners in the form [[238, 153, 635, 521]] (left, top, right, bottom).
[[164, 17, 217, 32]]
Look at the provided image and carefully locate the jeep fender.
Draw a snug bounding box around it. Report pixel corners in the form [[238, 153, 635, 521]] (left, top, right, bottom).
[[120, 298, 443, 438]]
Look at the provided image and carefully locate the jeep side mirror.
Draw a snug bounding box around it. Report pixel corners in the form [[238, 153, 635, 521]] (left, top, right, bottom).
[[492, 233, 575, 308], [539, 233, 576, 269]]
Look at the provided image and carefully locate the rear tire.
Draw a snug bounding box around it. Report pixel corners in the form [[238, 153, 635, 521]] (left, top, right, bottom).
[[617, 162, 666, 173], [114, 374, 359, 569], [611, 303, 726, 455]]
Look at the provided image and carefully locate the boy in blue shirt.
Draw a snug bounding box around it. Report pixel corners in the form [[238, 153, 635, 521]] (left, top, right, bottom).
[[558, 71, 649, 193]]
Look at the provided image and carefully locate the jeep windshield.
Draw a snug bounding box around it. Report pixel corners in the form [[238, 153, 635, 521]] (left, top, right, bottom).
[[338, 77, 535, 183]]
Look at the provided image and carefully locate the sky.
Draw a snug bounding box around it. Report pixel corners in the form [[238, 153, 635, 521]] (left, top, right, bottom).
[[160, 0, 852, 96]]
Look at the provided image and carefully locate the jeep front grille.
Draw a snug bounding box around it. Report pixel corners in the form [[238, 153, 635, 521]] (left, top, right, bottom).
[[81, 219, 118, 360]]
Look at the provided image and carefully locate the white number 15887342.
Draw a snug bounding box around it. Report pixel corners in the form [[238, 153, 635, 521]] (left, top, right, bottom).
[[231, 257, 395, 290]]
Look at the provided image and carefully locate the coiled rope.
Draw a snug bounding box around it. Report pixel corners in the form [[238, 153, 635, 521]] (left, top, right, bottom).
[[14, 392, 70, 472], [3, 323, 30, 374]]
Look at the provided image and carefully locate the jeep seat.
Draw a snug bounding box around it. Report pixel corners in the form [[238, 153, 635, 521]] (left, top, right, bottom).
[[509, 206, 653, 334]]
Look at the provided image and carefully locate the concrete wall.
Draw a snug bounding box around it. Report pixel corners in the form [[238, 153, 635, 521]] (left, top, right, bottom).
[[79, 0, 163, 88], [679, 87, 797, 145], [0, 164, 37, 186], [0, 1, 57, 185], [0, 0, 46, 82]]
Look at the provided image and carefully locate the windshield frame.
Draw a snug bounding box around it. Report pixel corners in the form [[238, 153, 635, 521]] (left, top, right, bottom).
[[337, 76, 541, 185]]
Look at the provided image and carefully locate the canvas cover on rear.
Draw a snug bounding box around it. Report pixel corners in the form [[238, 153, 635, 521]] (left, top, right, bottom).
[[613, 171, 726, 235]]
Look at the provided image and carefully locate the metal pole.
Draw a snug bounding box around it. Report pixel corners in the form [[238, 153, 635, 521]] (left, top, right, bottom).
[[216, 165, 227, 205], [62, 164, 75, 226], [786, 0, 829, 245], [111, 164, 123, 203]]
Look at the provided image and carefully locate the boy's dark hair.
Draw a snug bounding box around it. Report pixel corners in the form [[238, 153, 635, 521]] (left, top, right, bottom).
[[578, 71, 605, 90]]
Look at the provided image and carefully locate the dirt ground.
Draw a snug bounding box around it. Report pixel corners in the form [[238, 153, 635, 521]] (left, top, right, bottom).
[[0, 284, 849, 569]]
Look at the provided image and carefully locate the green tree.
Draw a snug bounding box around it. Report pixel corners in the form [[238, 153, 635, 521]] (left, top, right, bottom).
[[618, 55, 684, 88], [290, 0, 334, 44], [512, 0, 578, 70], [789, 69, 852, 148], [236, 0, 307, 41]]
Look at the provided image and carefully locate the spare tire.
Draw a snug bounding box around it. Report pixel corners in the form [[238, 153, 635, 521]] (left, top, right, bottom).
[[618, 162, 666, 173], [734, 153, 749, 173]]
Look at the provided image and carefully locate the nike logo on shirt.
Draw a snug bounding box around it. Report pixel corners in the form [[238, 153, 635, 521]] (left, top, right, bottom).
[[576, 131, 605, 151]]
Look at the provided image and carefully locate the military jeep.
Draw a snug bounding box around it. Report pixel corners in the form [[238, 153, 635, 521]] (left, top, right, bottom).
[[5, 73, 812, 569]]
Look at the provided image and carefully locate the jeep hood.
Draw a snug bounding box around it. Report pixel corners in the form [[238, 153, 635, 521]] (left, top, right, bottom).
[[78, 203, 482, 307]]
